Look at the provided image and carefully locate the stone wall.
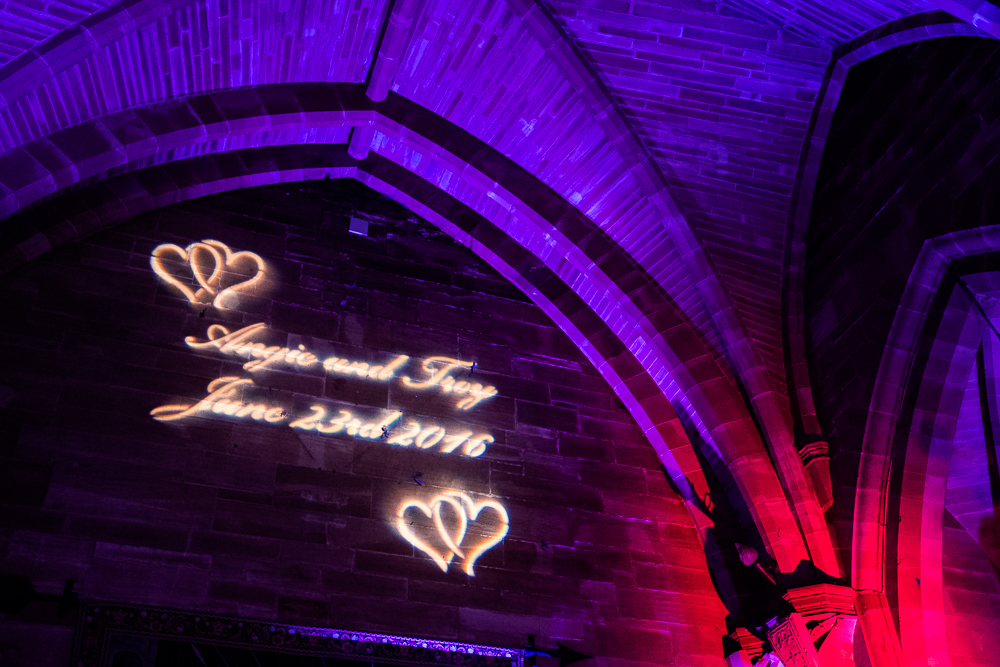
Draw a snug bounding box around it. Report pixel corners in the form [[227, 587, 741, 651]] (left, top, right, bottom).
[[0, 179, 726, 666]]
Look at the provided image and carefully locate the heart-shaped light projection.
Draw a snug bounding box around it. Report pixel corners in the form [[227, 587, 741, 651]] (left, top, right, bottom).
[[397, 499, 458, 573], [452, 492, 509, 576], [150, 239, 266, 310], [432, 494, 468, 558], [396, 490, 509, 576]]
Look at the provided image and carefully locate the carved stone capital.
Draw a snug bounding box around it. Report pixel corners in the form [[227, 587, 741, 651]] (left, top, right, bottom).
[[766, 613, 822, 667], [796, 437, 829, 465], [783, 585, 858, 667]]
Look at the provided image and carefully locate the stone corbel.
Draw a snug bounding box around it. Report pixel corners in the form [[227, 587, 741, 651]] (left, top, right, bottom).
[[782, 583, 855, 616], [729, 585, 858, 666], [783, 584, 857, 667]]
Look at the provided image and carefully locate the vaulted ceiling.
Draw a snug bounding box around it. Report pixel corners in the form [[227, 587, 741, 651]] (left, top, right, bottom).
[[1, 1, 999, 664], [1, 0, 989, 411]]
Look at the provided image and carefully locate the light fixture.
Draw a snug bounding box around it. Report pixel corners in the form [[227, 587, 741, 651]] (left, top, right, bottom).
[[735, 542, 777, 585], [348, 216, 369, 236]]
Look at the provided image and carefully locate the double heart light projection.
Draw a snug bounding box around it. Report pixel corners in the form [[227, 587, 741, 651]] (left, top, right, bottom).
[[149, 238, 512, 574], [397, 490, 509, 575], [151, 239, 266, 310]]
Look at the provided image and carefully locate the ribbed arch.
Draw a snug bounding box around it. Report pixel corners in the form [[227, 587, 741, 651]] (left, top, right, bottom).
[[892, 287, 982, 667], [785, 14, 993, 442], [0, 0, 740, 404], [0, 0, 844, 575], [853, 227, 1000, 667], [0, 87, 815, 573]]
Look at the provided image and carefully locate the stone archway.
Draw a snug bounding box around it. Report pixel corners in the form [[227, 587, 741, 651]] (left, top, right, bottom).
[[0, 103, 812, 581], [853, 227, 1000, 667]]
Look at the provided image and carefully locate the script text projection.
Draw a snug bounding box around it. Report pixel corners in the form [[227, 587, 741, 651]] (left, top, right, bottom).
[[151, 240, 266, 310], [149, 242, 499, 457], [186, 323, 498, 410], [150, 377, 493, 456], [397, 490, 509, 575]]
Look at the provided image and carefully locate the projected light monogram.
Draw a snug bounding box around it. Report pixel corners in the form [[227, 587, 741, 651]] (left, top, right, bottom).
[[149, 238, 512, 572], [151, 239, 266, 310], [184, 323, 498, 410], [397, 490, 509, 575], [148, 240, 500, 458], [150, 321, 500, 457]]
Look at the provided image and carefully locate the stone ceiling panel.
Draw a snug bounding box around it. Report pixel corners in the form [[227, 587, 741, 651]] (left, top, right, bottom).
[[543, 0, 933, 393], [0, 0, 119, 68]]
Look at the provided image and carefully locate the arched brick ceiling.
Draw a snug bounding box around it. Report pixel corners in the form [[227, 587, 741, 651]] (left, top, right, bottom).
[[0, 0, 119, 68], [0, 0, 992, 588], [541, 0, 938, 393], [0, 0, 939, 71], [0, 0, 983, 411], [715, 0, 936, 43]]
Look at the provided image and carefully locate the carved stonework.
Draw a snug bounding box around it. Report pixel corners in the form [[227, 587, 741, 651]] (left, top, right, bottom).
[[729, 627, 766, 662], [782, 585, 857, 667], [766, 613, 821, 667], [796, 437, 833, 511], [796, 438, 829, 466], [730, 585, 857, 666], [782, 584, 855, 617]]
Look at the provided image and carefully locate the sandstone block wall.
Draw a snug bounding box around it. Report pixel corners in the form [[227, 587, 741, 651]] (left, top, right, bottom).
[[0, 179, 726, 666]]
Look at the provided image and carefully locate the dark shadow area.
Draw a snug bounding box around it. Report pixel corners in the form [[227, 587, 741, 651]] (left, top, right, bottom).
[[659, 435, 790, 632], [803, 34, 1000, 584]]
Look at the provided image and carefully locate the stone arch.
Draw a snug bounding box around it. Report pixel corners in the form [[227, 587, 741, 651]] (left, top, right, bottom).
[[0, 96, 813, 578], [852, 226, 1000, 667], [0, 0, 732, 358], [507, 0, 845, 581], [784, 12, 993, 453], [0, 0, 856, 577], [894, 284, 983, 667]]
